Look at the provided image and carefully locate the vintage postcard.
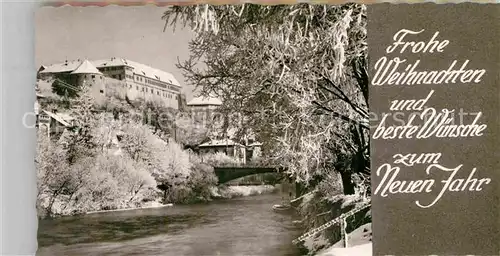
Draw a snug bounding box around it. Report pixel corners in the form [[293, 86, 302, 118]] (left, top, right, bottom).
[[33, 2, 498, 256]]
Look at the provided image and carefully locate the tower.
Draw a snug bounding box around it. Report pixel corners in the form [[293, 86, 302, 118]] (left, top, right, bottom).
[[70, 60, 105, 103]]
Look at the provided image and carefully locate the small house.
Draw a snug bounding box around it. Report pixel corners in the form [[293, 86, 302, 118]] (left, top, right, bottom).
[[198, 138, 247, 163]]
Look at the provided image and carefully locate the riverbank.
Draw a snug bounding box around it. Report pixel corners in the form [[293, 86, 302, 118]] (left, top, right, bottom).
[[316, 223, 372, 256], [294, 192, 372, 255], [212, 185, 278, 199], [86, 201, 174, 215], [317, 243, 372, 256], [41, 185, 279, 218]]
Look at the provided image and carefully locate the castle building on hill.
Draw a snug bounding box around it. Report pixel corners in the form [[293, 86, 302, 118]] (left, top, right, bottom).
[[37, 57, 183, 109]]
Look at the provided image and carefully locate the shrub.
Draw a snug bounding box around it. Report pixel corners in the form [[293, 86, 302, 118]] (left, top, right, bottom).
[[201, 152, 241, 166]]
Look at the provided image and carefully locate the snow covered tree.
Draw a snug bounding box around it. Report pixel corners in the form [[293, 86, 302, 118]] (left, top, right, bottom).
[[163, 4, 369, 194], [174, 111, 210, 147], [36, 129, 72, 216], [62, 84, 100, 163], [152, 141, 193, 202]]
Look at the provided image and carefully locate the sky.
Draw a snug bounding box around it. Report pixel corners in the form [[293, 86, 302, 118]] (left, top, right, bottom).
[[35, 5, 197, 100]]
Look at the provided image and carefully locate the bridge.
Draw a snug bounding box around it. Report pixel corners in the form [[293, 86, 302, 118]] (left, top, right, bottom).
[[212, 165, 307, 198], [213, 165, 286, 184]]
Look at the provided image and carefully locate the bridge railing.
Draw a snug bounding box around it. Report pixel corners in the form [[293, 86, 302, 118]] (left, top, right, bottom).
[[292, 199, 371, 247], [213, 164, 280, 169], [211, 159, 282, 169]]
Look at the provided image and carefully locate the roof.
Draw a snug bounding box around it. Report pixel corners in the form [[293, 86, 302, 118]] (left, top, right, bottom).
[[41, 110, 73, 127], [187, 96, 222, 106], [199, 139, 243, 147], [71, 60, 102, 75], [56, 113, 75, 122], [248, 142, 263, 147], [39, 58, 181, 87]]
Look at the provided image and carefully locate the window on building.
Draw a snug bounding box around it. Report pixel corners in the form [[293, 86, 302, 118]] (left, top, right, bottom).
[[157, 91, 159, 95], [99, 90, 104, 94], [150, 89, 153, 93], [136, 86, 139, 90], [129, 84, 132, 89], [91, 75, 95, 79]]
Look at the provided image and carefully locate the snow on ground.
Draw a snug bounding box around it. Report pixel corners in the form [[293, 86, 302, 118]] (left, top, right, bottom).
[[85, 185, 277, 215], [317, 243, 372, 256], [86, 200, 173, 215], [317, 223, 372, 256], [218, 185, 277, 198]]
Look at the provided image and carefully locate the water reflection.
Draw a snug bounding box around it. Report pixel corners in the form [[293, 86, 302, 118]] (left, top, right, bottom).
[[38, 193, 303, 256]]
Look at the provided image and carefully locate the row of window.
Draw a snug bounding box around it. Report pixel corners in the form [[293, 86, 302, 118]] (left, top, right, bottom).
[[129, 74, 163, 88], [98, 71, 180, 94], [97, 67, 180, 93], [169, 85, 180, 92], [133, 74, 180, 92], [144, 77, 165, 88], [99, 66, 122, 72], [124, 83, 178, 100], [135, 75, 144, 83]]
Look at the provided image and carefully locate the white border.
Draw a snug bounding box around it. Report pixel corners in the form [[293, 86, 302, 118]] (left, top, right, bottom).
[[1, 1, 39, 255]]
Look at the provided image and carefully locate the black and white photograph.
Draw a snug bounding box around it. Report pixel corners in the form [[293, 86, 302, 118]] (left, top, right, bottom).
[[0, 1, 492, 256], [35, 3, 372, 256]]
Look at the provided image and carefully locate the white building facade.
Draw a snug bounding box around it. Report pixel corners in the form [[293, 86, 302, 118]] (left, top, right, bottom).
[[38, 58, 183, 109]]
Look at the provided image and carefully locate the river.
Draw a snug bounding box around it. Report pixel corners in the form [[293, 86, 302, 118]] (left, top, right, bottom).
[[37, 192, 304, 256]]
